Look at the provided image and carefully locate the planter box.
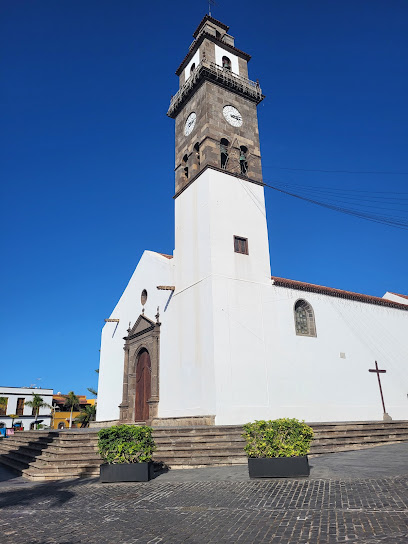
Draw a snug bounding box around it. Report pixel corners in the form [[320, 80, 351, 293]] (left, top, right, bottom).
[[100, 462, 154, 483], [248, 456, 310, 478]]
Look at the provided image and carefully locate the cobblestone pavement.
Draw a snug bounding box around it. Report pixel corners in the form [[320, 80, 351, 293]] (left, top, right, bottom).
[[0, 443, 407, 544]]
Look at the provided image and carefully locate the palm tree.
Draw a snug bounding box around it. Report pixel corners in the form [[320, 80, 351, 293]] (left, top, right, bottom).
[[74, 404, 96, 428], [64, 391, 80, 429], [25, 394, 51, 429]]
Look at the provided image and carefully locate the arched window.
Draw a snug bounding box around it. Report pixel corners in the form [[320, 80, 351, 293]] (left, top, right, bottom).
[[183, 154, 189, 179], [190, 63, 196, 74], [294, 300, 317, 337], [239, 146, 248, 176], [220, 138, 229, 169], [222, 56, 231, 71], [194, 142, 200, 167]]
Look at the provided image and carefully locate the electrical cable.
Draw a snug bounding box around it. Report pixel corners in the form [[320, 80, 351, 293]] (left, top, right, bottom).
[[264, 166, 408, 175], [263, 181, 408, 230]]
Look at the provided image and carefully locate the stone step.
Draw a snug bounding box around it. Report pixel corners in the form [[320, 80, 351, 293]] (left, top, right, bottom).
[[24, 466, 101, 480], [312, 429, 408, 439], [310, 421, 408, 431], [309, 440, 407, 455], [0, 440, 98, 453], [155, 456, 247, 466], [0, 437, 95, 448], [311, 434, 408, 447], [1, 421, 408, 481], [31, 458, 104, 468], [1, 436, 54, 447], [154, 447, 244, 457], [156, 437, 245, 449]]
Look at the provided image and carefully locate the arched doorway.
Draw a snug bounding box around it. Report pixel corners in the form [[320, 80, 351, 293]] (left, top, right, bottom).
[[135, 349, 151, 422]]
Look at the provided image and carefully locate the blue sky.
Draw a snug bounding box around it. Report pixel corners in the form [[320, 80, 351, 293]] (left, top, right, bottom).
[[1, 1, 407, 396]]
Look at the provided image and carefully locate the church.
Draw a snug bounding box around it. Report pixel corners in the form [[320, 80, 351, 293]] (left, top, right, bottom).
[[96, 16, 408, 427]]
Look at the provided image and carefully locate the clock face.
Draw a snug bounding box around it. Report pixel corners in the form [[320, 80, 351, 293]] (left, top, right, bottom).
[[184, 112, 197, 136], [223, 105, 243, 127]]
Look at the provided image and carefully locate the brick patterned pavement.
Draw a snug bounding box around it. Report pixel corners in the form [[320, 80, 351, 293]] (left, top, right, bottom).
[[0, 444, 408, 543]]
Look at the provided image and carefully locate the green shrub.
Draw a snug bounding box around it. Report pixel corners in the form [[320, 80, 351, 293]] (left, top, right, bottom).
[[243, 418, 314, 458], [98, 425, 156, 464]]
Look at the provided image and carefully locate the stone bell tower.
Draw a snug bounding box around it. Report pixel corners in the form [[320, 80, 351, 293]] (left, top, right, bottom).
[[164, 16, 272, 425], [168, 15, 265, 196]]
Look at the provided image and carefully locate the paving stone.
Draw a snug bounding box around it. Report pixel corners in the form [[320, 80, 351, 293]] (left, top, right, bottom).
[[0, 444, 407, 543]]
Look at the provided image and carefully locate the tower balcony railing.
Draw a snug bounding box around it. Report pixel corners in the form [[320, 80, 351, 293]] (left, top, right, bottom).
[[167, 60, 264, 118]]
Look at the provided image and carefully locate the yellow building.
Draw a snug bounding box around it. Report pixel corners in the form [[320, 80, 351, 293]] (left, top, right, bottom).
[[52, 395, 96, 429]]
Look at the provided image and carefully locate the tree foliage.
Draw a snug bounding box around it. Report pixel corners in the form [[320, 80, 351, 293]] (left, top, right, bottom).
[[64, 391, 80, 410], [74, 404, 96, 428], [64, 391, 80, 428], [243, 418, 314, 458], [25, 394, 51, 421], [98, 425, 156, 464]]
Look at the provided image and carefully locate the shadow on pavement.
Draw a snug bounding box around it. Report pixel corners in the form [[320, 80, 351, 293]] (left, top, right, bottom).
[[0, 476, 99, 510]]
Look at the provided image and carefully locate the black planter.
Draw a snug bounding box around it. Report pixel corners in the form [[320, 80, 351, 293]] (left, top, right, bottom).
[[100, 462, 154, 483], [248, 456, 310, 478]]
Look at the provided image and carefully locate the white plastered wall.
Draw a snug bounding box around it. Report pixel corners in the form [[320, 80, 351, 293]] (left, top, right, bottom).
[[257, 286, 408, 424], [214, 44, 239, 74], [167, 171, 408, 425], [214, 284, 408, 424], [96, 171, 408, 425], [96, 251, 174, 422], [184, 49, 200, 81], [158, 168, 271, 418]]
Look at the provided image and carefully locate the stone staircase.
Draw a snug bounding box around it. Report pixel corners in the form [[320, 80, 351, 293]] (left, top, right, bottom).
[[0, 421, 407, 481], [0, 430, 101, 481]]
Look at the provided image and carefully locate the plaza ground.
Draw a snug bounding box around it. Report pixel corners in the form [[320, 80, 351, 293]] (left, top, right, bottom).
[[0, 442, 407, 543]]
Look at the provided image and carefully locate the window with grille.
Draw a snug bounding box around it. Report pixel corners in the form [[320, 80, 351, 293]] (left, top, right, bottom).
[[234, 236, 248, 255], [16, 398, 25, 416], [294, 300, 317, 337]]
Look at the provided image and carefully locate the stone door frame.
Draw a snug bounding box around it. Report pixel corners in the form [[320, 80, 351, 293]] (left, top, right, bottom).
[[119, 314, 160, 424]]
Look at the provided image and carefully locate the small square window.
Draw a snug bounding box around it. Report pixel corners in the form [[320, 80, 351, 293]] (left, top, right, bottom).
[[234, 236, 248, 255]]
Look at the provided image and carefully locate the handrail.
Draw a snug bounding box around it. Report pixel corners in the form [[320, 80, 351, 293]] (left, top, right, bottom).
[[167, 60, 263, 117]]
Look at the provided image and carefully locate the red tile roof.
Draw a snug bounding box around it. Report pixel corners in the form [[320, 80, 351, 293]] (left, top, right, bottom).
[[271, 276, 408, 311], [159, 253, 173, 259]]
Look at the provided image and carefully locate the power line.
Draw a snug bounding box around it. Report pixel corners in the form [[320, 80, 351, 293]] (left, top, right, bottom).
[[264, 166, 408, 175], [263, 181, 408, 230], [275, 182, 408, 198]]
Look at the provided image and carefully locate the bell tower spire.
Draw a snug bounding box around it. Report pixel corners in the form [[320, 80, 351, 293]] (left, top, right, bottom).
[[168, 15, 265, 196]]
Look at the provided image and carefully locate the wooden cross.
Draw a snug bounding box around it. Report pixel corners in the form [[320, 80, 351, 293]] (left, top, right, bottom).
[[368, 361, 387, 415]]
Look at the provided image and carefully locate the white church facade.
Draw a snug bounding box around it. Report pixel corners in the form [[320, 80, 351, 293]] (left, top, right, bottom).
[[96, 16, 408, 427]]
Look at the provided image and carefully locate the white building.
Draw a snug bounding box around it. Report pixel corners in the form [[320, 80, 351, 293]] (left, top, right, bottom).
[[0, 387, 53, 431], [96, 16, 408, 427]]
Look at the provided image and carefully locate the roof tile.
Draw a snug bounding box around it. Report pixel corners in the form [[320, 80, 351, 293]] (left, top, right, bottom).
[[271, 276, 408, 311]]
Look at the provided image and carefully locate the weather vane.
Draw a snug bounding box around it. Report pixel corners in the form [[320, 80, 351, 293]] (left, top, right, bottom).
[[208, 0, 216, 17]]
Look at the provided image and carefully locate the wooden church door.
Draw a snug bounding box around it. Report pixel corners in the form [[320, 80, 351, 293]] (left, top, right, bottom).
[[135, 349, 151, 422]]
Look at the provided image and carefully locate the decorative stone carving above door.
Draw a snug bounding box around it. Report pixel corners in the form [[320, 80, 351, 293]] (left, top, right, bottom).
[[119, 313, 160, 424]]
